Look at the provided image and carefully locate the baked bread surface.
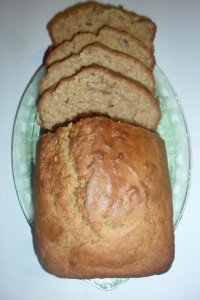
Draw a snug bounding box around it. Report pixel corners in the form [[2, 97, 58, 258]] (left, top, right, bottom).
[[33, 117, 174, 278]]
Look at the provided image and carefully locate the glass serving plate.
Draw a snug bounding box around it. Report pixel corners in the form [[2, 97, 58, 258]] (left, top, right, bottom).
[[12, 65, 191, 291]]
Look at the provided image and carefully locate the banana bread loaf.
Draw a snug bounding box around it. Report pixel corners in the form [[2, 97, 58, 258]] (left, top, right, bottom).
[[38, 65, 161, 131], [40, 42, 155, 95], [45, 25, 155, 70], [47, 1, 156, 49], [33, 116, 174, 278]]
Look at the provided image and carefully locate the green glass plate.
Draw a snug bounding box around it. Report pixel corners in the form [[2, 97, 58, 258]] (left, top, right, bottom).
[[12, 65, 191, 290]]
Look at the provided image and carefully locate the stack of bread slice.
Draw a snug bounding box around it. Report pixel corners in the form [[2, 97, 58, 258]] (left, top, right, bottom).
[[38, 1, 161, 131]]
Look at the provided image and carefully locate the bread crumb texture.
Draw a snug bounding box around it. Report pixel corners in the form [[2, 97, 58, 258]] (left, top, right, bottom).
[[45, 25, 155, 70], [47, 1, 156, 49], [38, 65, 161, 131], [40, 42, 155, 95], [33, 117, 174, 278]]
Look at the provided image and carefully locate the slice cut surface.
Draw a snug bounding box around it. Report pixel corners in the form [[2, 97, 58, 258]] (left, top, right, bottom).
[[46, 25, 155, 70], [47, 1, 156, 49], [40, 43, 155, 95], [39, 65, 161, 131]]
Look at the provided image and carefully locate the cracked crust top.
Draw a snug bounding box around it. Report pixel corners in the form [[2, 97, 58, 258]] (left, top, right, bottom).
[[33, 117, 174, 278]]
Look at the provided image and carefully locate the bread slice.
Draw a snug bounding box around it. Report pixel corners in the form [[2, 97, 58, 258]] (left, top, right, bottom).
[[47, 1, 156, 49], [45, 25, 155, 70], [33, 116, 174, 278], [40, 43, 155, 95], [38, 65, 161, 131]]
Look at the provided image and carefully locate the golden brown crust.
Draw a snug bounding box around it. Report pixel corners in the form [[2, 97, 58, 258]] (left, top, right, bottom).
[[47, 1, 156, 48], [33, 117, 174, 278]]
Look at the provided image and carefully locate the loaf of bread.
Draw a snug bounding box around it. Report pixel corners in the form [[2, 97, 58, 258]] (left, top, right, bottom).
[[40, 42, 155, 95], [38, 65, 160, 131], [47, 1, 156, 49], [45, 25, 155, 70], [33, 116, 174, 278], [33, 2, 175, 279]]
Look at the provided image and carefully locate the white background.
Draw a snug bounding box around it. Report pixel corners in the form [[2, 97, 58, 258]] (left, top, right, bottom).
[[0, 0, 200, 299]]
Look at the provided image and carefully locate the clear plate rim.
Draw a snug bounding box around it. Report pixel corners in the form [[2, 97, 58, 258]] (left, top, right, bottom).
[[155, 65, 192, 229]]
